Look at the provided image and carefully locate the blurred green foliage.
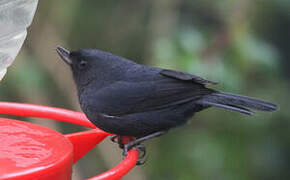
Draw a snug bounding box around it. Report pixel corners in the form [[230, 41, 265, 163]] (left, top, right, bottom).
[[1, 0, 289, 179]]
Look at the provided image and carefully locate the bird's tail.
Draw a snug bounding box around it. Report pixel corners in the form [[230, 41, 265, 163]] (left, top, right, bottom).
[[196, 92, 278, 115]]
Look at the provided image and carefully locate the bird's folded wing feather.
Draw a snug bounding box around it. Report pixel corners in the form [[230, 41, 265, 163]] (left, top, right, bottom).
[[160, 69, 218, 85], [84, 79, 212, 116]]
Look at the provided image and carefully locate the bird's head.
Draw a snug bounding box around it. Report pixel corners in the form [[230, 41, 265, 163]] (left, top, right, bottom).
[[56, 46, 100, 88], [56, 46, 133, 91]]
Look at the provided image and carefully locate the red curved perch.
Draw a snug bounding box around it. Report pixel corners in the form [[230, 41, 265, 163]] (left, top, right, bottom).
[[0, 101, 95, 128], [89, 149, 139, 180], [0, 102, 138, 180]]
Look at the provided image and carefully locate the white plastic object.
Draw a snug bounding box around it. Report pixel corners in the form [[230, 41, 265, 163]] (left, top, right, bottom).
[[0, 0, 39, 80]]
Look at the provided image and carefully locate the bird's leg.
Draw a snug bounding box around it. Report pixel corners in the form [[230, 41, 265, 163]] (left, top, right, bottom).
[[123, 131, 167, 157]]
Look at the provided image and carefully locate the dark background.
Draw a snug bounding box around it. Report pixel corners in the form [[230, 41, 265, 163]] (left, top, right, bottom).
[[1, 0, 289, 179]]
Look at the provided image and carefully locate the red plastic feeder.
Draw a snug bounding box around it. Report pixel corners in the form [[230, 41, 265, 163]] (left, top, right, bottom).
[[0, 102, 139, 180]]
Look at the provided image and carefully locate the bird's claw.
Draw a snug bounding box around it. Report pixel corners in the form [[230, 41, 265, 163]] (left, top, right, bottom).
[[110, 135, 118, 143], [110, 135, 124, 149], [135, 144, 147, 165], [122, 143, 147, 165]]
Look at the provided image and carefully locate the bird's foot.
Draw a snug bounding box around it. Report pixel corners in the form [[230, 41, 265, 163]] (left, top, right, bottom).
[[110, 135, 118, 143], [123, 143, 147, 165], [113, 131, 168, 165], [110, 135, 124, 149]]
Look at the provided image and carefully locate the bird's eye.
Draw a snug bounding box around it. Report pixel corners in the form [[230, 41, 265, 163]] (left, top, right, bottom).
[[78, 60, 87, 69]]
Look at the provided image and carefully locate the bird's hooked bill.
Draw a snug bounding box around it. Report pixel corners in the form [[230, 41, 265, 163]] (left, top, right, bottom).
[[56, 46, 72, 65]]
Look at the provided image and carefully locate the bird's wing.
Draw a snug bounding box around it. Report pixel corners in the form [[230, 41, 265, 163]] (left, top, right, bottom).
[[83, 79, 212, 116], [160, 69, 218, 85]]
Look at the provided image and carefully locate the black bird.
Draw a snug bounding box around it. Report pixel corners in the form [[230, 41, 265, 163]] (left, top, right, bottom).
[[56, 46, 277, 158]]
